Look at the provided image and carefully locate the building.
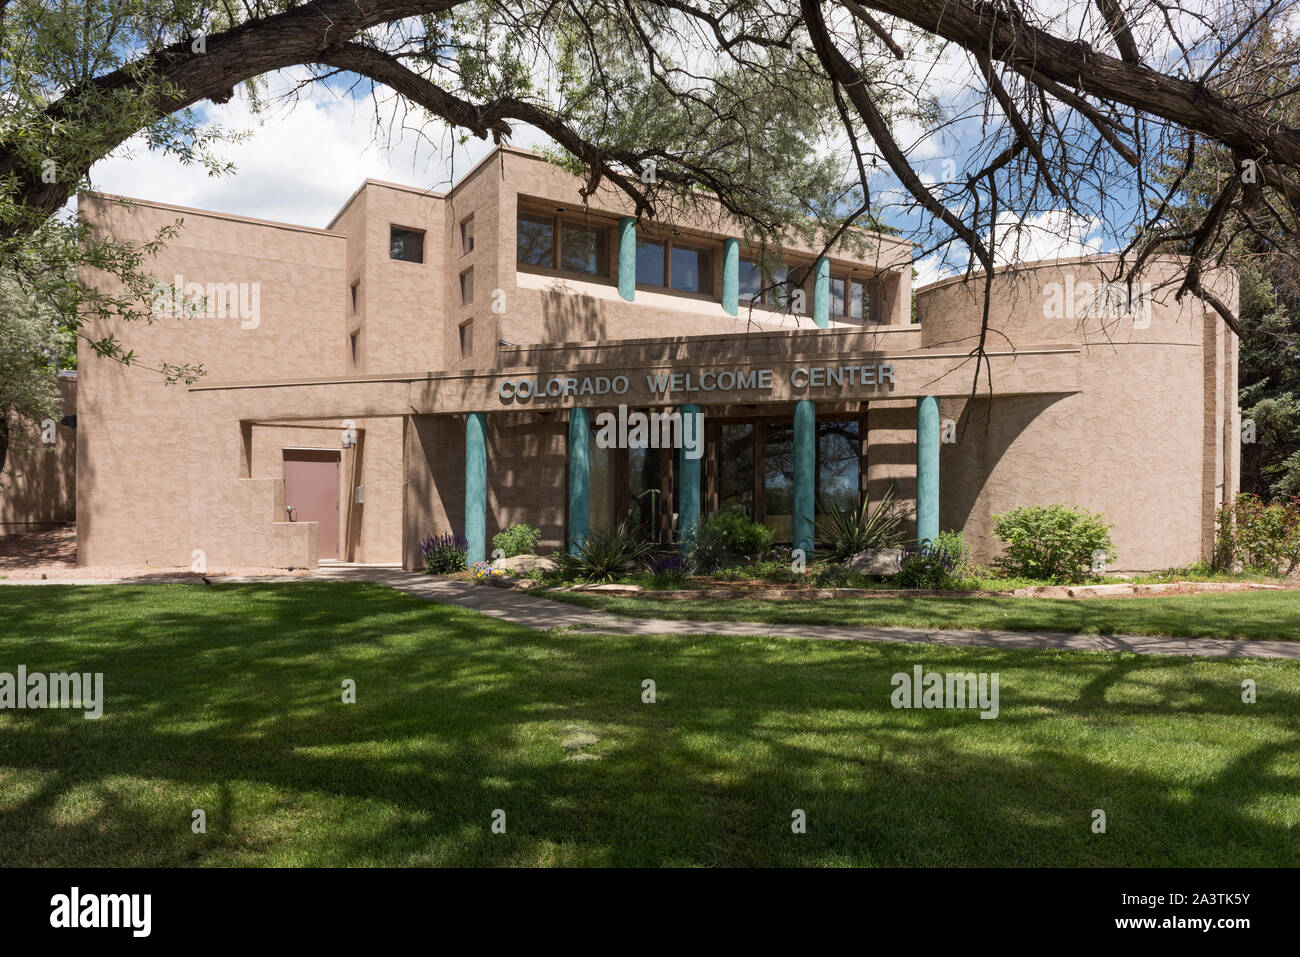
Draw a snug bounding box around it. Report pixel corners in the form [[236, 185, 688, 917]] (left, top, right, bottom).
[[73, 147, 1239, 573]]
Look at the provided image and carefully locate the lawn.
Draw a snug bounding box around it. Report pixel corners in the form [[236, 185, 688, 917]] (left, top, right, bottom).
[[0, 582, 1298, 866], [543, 588, 1300, 641]]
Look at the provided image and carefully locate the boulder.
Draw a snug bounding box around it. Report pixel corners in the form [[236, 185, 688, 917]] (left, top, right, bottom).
[[495, 554, 559, 574], [848, 548, 904, 576]]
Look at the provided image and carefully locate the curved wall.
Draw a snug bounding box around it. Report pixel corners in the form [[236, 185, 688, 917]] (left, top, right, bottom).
[[914, 256, 1239, 572]]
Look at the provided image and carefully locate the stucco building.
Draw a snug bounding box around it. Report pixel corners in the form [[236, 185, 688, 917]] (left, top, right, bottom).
[[72, 147, 1239, 573]]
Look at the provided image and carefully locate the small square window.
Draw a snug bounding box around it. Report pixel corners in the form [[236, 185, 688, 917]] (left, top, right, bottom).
[[459, 320, 473, 359], [390, 226, 424, 263], [460, 268, 474, 306], [460, 217, 475, 254], [349, 331, 359, 366]]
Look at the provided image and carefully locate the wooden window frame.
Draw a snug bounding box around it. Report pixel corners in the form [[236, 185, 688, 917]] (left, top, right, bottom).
[[515, 204, 615, 282]]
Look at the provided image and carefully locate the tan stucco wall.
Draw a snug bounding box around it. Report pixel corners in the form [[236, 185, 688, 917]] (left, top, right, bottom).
[[915, 256, 1239, 571], [0, 374, 76, 535]]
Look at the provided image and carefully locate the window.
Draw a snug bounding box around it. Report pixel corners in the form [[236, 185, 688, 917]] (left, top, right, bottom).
[[460, 216, 475, 254], [459, 320, 473, 359], [350, 282, 359, 315], [738, 259, 763, 304], [516, 213, 555, 266], [349, 331, 359, 366], [830, 277, 845, 317], [636, 238, 666, 286], [459, 268, 474, 306], [816, 420, 860, 513], [390, 226, 424, 263], [717, 424, 755, 517], [671, 245, 710, 293], [561, 221, 607, 275]]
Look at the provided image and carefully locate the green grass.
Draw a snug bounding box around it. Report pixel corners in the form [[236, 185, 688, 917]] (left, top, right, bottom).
[[1, 582, 1298, 866], [543, 589, 1300, 641]]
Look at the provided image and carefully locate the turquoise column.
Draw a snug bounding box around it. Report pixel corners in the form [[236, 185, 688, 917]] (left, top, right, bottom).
[[567, 408, 590, 555], [793, 399, 816, 554], [812, 257, 830, 328], [916, 396, 940, 546], [617, 217, 636, 302], [465, 412, 487, 565], [721, 238, 739, 316], [677, 404, 702, 558]]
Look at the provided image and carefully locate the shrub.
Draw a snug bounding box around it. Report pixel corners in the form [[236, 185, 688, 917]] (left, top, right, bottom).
[[810, 563, 854, 587], [992, 504, 1115, 583], [894, 543, 958, 589], [684, 517, 735, 575], [420, 533, 469, 575], [492, 523, 542, 558], [702, 511, 775, 560], [650, 555, 687, 588], [557, 521, 657, 582], [815, 483, 907, 561], [1214, 493, 1300, 574], [931, 529, 970, 577]]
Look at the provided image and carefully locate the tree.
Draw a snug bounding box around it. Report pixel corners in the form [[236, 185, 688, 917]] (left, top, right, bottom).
[[0, 273, 70, 479], [4, 0, 1300, 396]]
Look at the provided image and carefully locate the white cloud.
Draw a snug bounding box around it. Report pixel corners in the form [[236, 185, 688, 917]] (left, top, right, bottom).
[[89, 71, 548, 228]]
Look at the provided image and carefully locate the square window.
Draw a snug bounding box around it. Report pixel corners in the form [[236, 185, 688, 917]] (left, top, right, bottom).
[[562, 221, 607, 275], [636, 239, 665, 286], [671, 245, 710, 293], [390, 226, 424, 263], [517, 213, 555, 267], [460, 217, 475, 254], [459, 321, 473, 359], [460, 268, 474, 306]]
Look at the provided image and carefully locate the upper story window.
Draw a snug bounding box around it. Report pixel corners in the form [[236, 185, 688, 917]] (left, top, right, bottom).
[[830, 276, 875, 322], [460, 216, 475, 254], [739, 258, 807, 313], [390, 226, 425, 263], [637, 236, 713, 294], [516, 209, 611, 278], [459, 268, 474, 306]]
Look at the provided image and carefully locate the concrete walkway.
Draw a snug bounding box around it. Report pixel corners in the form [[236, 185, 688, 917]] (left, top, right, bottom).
[[283, 566, 1300, 661]]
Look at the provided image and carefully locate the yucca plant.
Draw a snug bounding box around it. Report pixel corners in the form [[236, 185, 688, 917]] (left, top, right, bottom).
[[814, 483, 907, 561], [557, 521, 658, 582]]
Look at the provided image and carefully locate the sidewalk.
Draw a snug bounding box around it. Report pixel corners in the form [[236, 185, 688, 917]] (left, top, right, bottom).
[[283, 566, 1300, 661]]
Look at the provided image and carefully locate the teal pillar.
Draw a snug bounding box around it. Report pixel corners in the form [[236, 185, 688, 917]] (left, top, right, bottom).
[[721, 238, 739, 316], [567, 408, 590, 555], [916, 396, 940, 546], [617, 217, 636, 302], [465, 412, 487, 565], [677, 404, 702, 558], [793, 399, 816, 554], [812, 257, 830, 328]]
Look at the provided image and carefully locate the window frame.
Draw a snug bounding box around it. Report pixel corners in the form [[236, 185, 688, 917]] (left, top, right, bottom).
[[459, 216, 475, 255], [635, 232, 716, 298], [459, 267, 474, 307], [458, 319, 473, 359], [515, 205, 614, 282], [389, 224, 426, 264], [737, 256, 811, 314]]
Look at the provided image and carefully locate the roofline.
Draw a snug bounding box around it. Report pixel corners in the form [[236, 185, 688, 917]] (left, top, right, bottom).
[[913, 252, 1235, 296], [77, 191, 346, 238]]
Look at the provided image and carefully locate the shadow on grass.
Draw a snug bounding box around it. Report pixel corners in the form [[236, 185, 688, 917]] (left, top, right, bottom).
[[0, 583, 1296, 866]]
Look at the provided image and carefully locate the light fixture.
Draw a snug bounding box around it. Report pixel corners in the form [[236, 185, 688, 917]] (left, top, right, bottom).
[[498, 338, 516, 348]]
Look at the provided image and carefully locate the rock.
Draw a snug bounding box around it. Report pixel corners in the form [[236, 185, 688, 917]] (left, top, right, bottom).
[[848, 548, 904, 576], [495, 554, 558, 574]]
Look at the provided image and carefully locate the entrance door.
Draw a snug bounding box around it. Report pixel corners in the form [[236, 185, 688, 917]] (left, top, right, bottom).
[[283, 449, 341, 560]]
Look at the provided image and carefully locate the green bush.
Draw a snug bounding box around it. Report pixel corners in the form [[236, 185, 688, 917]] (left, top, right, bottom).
[[815, 483, 907, 561], [809, 563, 854, 587], [492, 523, 542, 558], [894, 543, 958, 589], [992, 504, 1116, 583], [684, 517, 735, 575], [1214, 493, 1300, 574], [419, 533, 469, 575], [931, 530, 970, 577], [556, 522, 657, 583], [704, 511, 776, 559]]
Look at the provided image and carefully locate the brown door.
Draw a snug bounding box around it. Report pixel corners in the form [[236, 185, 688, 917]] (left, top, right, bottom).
[[283, 449, 341, 560]]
